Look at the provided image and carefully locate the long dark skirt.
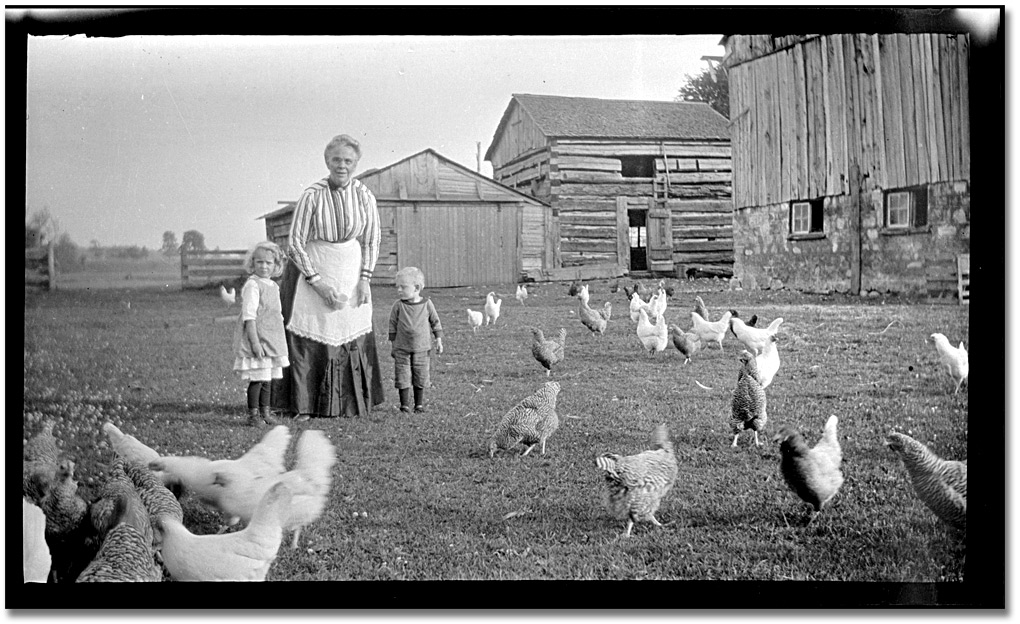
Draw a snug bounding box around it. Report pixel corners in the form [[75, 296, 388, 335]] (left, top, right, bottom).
[[271, 260, 384, 418]]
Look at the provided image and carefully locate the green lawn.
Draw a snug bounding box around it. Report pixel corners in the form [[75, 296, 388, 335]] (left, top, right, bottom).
[[23, 274, 970, 584]]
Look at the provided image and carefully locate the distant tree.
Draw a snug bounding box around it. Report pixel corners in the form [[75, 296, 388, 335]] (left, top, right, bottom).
[[675, 66, 729, 119], [161, 230, 180, 256], [181, 230, 206, 254], [53, 232, 81, 269], [90, 239, 104, 259], [26, 207, 58, 248]]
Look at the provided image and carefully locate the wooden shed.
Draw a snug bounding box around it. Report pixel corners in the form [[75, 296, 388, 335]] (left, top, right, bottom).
[[260, 148, 551, 287], [723, 34, 970, 297], [485, 93, 733, 279]]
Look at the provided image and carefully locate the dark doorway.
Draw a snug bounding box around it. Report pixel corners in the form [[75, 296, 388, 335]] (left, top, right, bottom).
[[628, 209, 647, 271]]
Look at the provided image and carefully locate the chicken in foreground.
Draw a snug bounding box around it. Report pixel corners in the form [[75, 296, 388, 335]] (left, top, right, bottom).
[[466, 308, 483, 333], [669, 325, 701, 364], [103, 422, 178, 493], [23, 420, 61, 505], [636, 308, 668, 354], [595, 423, 678, 538], [488, 381, 561, 457], [774, 415, 843, 524], [755, 334, 781, 389], [731, 351, 768, 447], [484, 292, 502, 326], [41, 459, 89, 583], [887, 431, 966, 531], [155, 481, 293, 581], [88, 460, 154, 552], [530, 327, 566, 376], [219, 284, 236, 306], [277, 429, 338, 548], [515, 284, 528, 306], [23, 498, 51, 583], [124, 459, 184, 545], [148, 425, 291, 527], [76, 494, 162, 582], [691, 309, 733, 351], [730, 312, 784, 355], [929, 333, 969, 394]]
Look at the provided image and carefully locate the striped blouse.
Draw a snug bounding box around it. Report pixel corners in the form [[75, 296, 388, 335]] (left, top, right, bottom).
[[288, 177, 380, 280]]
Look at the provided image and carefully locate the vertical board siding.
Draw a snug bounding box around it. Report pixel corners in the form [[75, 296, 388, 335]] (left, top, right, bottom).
[[879, 35, 906, 189], [957, 35, 970, 180], [857, 34, 882, 193], [805, 37, 826, 199], [896, 34, 920, 187], [792, 44, 808, 200], [929, 35, 947, 182], [825, 36, 848, 196], [778, 50, 793, 202], [909, 35, 930, 185], [940, 36, 958, 181]]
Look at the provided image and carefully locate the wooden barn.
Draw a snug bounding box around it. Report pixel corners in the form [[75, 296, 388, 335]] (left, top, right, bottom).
[[723, 34, 971, 298], [260, 148, 551, 287], [485, 93, 733, 280]]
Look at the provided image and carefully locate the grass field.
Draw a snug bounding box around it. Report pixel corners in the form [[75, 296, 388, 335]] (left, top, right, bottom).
[[23, 269, 972, 588]]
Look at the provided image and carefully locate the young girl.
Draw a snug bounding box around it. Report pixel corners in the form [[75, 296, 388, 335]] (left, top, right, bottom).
[[232, 241, 290, 426]]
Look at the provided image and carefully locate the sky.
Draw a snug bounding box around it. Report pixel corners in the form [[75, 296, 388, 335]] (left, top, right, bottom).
[[25, 33, 724, 251]]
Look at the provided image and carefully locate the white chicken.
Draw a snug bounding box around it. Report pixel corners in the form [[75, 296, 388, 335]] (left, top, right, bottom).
[[484, 292, 502, 326], [155, 481, 293, 582], [636, 308, 668, 354], [515, 284, 528, 306], [148, 425, 291, 527], [595, 423, 678, 538], [755, 334, 781, 389], [277, 429, 337, 549], [690, 309, 733, 351], [102, 422, 177, 492], [730, 312, 784, 355], [628, 292, 654, 323], [648, 287, 668, 321], [929, 333, 968, 394], [219, 284, 236, 307], [466, 308, 483, 333], [23, 498, 51, 583]]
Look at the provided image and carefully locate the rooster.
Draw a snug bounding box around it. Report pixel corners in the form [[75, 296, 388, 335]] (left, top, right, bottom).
[[756, 334, 781, 389], [690, 309, 733, 351], [595, 423, 678, 538], [636, 308, 668, 354], [219, 284, 236, 307], [774, 416, 843, 524], [929, 333, 968, 394], [530, 327, 566, 376], [148, 425, 291, 528], [488, 381, 561, 457], [887, 432, 966, 531], [466, 308, 483, 333], [515, 284, 528, 306], [484, 292, 502, 326], [731, 351, 767, 447], [730, 312, 784, 355], [669, 325, 700, 365], [155, 481, 293, 582]]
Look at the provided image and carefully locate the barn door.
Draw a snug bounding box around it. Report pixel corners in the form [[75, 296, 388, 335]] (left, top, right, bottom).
[[646, 204, 674, 273], [395, 204, 519, 287]]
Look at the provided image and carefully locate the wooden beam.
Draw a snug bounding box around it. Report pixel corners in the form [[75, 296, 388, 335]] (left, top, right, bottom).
[[616, 196, 630, 271]]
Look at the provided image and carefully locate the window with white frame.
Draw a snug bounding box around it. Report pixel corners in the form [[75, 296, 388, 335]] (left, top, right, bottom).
[[885, 186, 928, 229], [789, 198, 824, 234]]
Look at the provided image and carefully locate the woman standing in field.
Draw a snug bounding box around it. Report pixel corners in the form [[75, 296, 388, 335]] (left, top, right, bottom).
[[273, 134, 384, 420], [233, 241, 289, 426]]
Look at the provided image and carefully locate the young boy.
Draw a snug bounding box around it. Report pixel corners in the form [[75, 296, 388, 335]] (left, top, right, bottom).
[[388, 267, 444, 413]]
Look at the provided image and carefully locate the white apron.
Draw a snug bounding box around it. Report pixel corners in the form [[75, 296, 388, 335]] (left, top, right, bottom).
[[287, 239, 373, 347]]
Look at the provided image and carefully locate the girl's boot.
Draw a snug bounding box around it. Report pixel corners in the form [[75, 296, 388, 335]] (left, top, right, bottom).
[[246, 407, 261, 427], [260, 406, 280, 425]]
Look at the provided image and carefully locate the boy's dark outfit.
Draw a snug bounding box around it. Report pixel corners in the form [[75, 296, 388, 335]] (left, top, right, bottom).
[[388, 297, 443, 412]]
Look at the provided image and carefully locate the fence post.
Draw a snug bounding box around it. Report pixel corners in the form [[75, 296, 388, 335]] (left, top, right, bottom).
[[180, 247, 187, 288], [47, 242, 56, 291]]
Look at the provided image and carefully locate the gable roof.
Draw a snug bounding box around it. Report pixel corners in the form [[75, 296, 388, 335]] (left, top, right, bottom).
[[485, 93, 730, 161]]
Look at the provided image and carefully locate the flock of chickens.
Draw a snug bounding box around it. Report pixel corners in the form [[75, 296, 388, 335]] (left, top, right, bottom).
[[483, 279, 969, 539], [24, 277, 969, 582], [23, 420, 336, 582]]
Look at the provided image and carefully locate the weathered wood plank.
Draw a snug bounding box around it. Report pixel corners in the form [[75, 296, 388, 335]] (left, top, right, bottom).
[[559, 226, 621, 240], [554, 142, 731, 158], [729, 63, 743, 208], [821, 35, 832, 195], [666, 199, 733, 213], [929, 35, 948, 182], [556, 183, 655, 197], [560, 239, 617, 253], [858, 34, 881, 192], [673, 213, 734, 226], [776, 49, 793, 202], [557, 156, 622, 172], [805, 37, 826, 199], [664, 171, 732, 185], [676, 239, 734, 252], [828, 35, 848, 195], [768, 50, 783, 204], [674, 225, 734, 239], [921, 34, 940, 182], [792, 43, 808, 200], [749, 55, 761, 206], [616, 196, 630, 269], [673, 251, 734, 263], [557, 215, 617, 227], [879, 34, 906, 189], [558, 170, 623, 183], [655, 157, 699, 172], [909, 35, 931, 184], [896, 34, 920, 186], [957, 34, 970, 180], [941, 35, 959, 181]]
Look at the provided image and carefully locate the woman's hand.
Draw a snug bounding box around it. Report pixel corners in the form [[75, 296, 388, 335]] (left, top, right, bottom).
[[352, 278, 371, 307]]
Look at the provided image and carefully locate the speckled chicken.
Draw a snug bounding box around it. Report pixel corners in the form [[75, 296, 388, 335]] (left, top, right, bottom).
[[76, 494, 162, 582], [484, 291, 502, 326], [595, 423, 678, 538], [155, 481, 293, 581], [488, 381, 561, 457], [636, 308, 668, 354], [929, 333, 968, 394], [691, 309, 733, 351], [578, 295, 610, 336], [88, 460, 154, 553], [41, 459, 88, 542], [731, 351, 768, 447], [887, 432, 966, 531], [23, 420, 61, 505], [149, 425, 291, 528], [755, 334, 781, 389], [23, 498, 51, 583], [530, 327, 566, 376], [124, 459, 184, 545], [669, 324, 700, 364], [774, 416, 843, 523]]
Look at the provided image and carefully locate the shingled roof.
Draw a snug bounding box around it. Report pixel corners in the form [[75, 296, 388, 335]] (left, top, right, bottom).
[[486, 93, 729, 160]]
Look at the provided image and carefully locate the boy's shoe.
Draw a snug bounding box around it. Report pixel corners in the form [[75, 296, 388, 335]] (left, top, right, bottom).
[[413, 405, 426, 414], [245, 408, 261, 427], [399, 405, 411, 413], [293, 414, 311, 422], [260, 407, 281, 426]]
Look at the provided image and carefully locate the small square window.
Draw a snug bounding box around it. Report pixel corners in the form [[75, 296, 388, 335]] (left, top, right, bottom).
[[885, 186, 928, 229], [789, 199, 824, 234], [620, 156, 656, 178]]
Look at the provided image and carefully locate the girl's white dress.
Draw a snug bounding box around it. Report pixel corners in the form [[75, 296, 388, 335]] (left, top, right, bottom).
[[232, 275, 290, 381]]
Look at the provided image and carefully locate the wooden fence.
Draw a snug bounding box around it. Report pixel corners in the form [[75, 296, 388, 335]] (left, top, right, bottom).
[[925, 252, 969, 305], [180, 249, 248, 289], [25, 244, 56, 291]]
